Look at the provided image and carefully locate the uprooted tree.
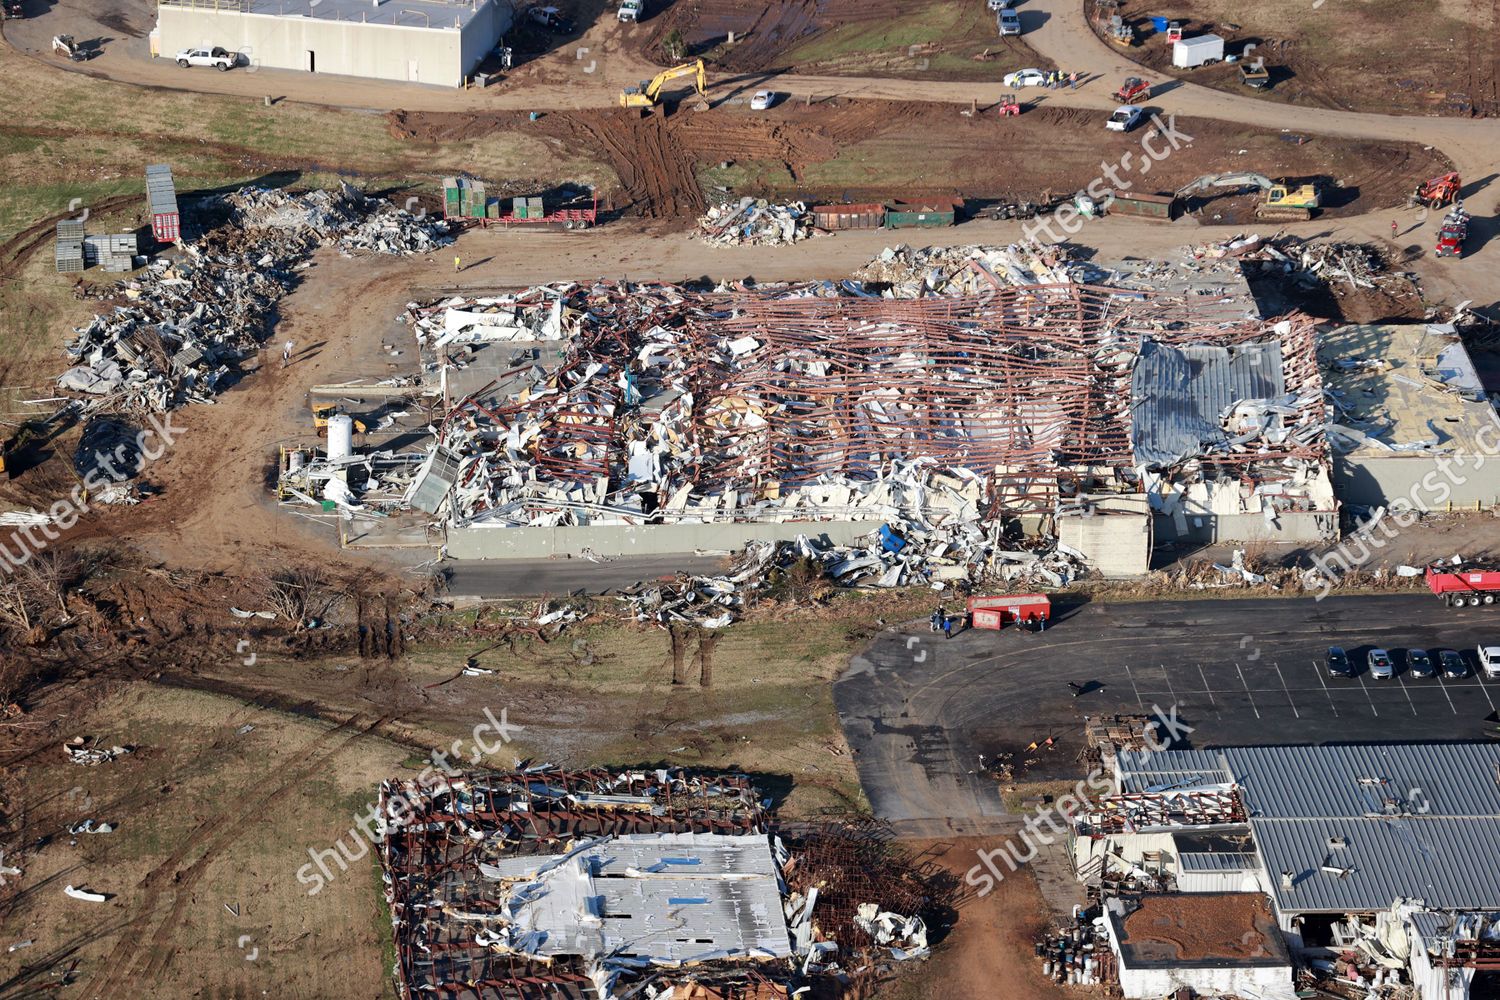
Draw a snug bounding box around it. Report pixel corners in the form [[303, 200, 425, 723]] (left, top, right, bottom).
[[263, 566, 347, 631]]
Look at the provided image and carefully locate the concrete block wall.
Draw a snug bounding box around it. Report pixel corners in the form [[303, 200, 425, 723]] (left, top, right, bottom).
[[445, 520, 891, 560]]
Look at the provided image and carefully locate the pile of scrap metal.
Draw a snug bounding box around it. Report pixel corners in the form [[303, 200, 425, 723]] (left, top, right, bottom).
[[698, 197, 811, 246], [1187, 233, 1414, 295], [56, 183, 448, 414], [849, 241, 1092, 296], [621, 530, 1087, 628], [377, 767, 934, 1000]]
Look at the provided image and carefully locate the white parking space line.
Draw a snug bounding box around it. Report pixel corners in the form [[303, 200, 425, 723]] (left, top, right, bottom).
[[1311, 659, 1339, 718], [1356, 672, 1380, 717], [1160, 665, 1180, 708], [1271, 661, 1300, 718], [1394, 672, 1419, 716], [1122, 663, 1145, 710], [1234, 662, 1261, 719], [1434, 675, 1459, 714], [1197, 664, 1216, 707], [1474, 668, 1498, 712]]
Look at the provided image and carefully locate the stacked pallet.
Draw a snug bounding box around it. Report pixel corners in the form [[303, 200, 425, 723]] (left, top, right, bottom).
[[84, 233, 139, 272], [55, 218, 84, 274], [146, 163, 180, 243]]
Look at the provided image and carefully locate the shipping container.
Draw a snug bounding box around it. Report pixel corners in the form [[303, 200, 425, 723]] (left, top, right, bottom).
[[885, 198, 959, 229], [1108, 191, 1176, 220], [811, 203, 885, 230]]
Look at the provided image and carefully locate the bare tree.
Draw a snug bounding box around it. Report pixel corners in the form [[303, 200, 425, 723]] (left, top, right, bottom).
[[0, 551, 78, 645], [263, 567, 346, 631]]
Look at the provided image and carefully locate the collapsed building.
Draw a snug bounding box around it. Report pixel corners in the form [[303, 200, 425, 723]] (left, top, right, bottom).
[[377, 766, 938, 999], [356, 246, 1334, 583], [1066, 741, 1500, 998]]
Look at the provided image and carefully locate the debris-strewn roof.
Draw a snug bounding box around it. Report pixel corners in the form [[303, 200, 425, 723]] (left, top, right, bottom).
[[1112, 744, 1500, 913], [1110, 892, 1290, 967], [1130, 340, 1287, 467]]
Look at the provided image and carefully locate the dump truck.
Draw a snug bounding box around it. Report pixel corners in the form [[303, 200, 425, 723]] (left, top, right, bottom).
[[620, 59, 708, 113], [1426, 562, 1500, 607], [1434, 207, 1469, 258], [1175, 172, 1320, 221]]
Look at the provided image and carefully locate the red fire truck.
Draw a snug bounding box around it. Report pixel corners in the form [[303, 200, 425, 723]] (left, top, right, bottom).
[[1426, 563, 1500, 607]]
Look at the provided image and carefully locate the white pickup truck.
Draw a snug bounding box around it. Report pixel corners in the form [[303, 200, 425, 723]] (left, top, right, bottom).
[[175, 46, 237, 70], [617, 0, 643, 21]]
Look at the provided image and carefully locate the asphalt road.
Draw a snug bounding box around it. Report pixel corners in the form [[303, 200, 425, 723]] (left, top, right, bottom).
[[445, 555, 728, 597], [834, 594, 1500, 838]]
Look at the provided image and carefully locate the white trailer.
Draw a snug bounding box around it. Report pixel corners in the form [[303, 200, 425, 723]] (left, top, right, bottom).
[[1172, 33, 1224, 68]]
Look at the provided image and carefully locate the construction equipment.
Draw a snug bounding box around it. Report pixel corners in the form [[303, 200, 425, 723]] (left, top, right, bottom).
[[1427, 560, 1500, 606], [1410, 171, 1460, 209], [997, 94, 1022, 116], [1, 403, 80, 478], [52, 34, 85, 61], [311, 403, 366, 434], [1165, 19, 1183, 42], [1239, 62, 1270, 89], [1175, 172, 1320, 220], [1112, 76, 1152, 103], [3, 0, 25, 20], [1434, 207, 1469, 258], [619, 59, 709, 113]]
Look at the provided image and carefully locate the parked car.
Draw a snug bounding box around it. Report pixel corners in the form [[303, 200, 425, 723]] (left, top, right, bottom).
[[528, 5, 574, 32], [617, 0, 643, 22], [1439, 649, 1469, 679], [175, 46, 237, 70], [987, 0, 1009, 10], [1326, 646, 1353, 678], [1404, 648, 1435, 678], [1003, 68, 1047, 88], [998, 8, 1021, 34], [1367, 648, 1394, 679], [749, 90, 777, 111], [1478, 645, 1500, 678], [1106, 105, 1143, 132]]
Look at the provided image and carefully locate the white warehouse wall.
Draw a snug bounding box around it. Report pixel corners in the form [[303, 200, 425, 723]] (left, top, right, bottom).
[[157, 1, 508, 86]]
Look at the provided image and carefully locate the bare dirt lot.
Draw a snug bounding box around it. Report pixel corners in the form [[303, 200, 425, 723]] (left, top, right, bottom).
[[388, 100, 1452, 216], [1088, 0, 1500, 116], [639, 0, 1049, 81]]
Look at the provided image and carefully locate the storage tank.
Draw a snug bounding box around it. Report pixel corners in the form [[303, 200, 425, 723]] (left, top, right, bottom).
[[327, 413, 354, 460]]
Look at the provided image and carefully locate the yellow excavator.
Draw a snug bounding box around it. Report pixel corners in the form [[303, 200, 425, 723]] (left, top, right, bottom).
[[1175, 173, 1321, 221], [619, 59, 709, 114]]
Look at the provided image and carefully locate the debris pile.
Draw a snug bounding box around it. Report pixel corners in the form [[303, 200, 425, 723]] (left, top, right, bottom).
[[64, 737, 132, 765], [697, 197, 811, 246], [379, 768, 941, 1000], [57, 183, 449, 414], [621, 530, 1088, 627], [850, 241, 1087, 295]]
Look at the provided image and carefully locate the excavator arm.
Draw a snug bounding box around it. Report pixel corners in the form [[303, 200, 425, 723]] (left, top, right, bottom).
[[1174, 172, 1274, 197], [644, 59, 706, 101]]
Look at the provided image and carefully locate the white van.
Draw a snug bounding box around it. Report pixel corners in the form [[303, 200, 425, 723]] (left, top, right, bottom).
[[1477, 645, 1500, 679]]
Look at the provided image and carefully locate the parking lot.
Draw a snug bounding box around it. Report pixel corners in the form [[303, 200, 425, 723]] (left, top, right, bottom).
[[834, 594, 1500, 836]]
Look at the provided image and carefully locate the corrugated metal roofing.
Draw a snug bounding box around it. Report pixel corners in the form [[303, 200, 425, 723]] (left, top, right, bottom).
[[1179, 851, 1260, 872], [1129, 340, 1284, 466], [1253, 815, 1500, 912], [1115, 748, 1232, 787], [1221, 744, 1500, 819]]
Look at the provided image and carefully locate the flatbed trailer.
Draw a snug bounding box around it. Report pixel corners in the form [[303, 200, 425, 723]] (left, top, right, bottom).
[[1426, 563, 1500, 607]]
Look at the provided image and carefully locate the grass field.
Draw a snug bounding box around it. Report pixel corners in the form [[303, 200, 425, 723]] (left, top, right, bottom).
[[781, 0, 1048, 80]]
